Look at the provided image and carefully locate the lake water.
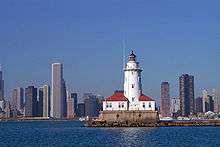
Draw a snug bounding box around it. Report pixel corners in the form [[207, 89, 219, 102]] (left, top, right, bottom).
[[0, 121, 219, 147]]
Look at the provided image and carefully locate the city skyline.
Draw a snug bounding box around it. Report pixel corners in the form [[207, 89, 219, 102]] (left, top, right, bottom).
[[1, 55, 220, 103], [1, 58, 218, 119], [1, 1, 220, 101], [1, 1, 220, 146]]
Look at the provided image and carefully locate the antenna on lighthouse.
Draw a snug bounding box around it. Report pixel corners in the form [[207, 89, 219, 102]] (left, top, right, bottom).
[[122, 37, 126, 69]]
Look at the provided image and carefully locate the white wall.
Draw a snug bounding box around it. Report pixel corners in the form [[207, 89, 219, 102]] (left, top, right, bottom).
[[138, 101, 156, 111], [103, 101, 128, 111], [103, 101, 156, 111]]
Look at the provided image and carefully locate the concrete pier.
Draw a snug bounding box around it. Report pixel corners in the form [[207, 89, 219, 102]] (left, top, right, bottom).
[[87, 110, 159, 127], [87, 111, 220, 127]]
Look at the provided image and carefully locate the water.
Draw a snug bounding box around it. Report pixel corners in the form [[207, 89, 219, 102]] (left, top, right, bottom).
[[0, 121, 220, 147]]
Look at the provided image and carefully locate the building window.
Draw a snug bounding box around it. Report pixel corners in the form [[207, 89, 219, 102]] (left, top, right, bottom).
[[110, 103, 112, 108], [143, 103, 145, 108], [106, 103, 109, 108], [132, 84, 134, 88], [119, 103, 121, 108], [122, 103, 124, 108], [149, 102, 151, 108]]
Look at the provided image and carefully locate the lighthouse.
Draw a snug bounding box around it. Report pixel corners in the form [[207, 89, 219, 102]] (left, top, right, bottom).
[[124, 51, 142, 110], [103, 50, 156, 111], [93, 50, 158, 127]]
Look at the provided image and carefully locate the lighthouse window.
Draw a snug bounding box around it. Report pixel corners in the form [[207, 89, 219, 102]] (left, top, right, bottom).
[[132, 97, 135, 102], [143, 103, 145, 108], [149, 102, 151, 108], [132, 84, 134, 88]]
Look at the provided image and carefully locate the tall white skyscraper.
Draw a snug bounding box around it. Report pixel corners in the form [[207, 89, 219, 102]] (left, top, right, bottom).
[[171, 97, 180, 114], [43, 85, 50, 118], [212, 89, 219, 113], [12, 87, 24, 113], [51, 63, 64, 118], [202, 89, 208, 113]]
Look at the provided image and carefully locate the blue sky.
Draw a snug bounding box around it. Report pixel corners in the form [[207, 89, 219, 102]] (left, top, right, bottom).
[[1, 0, 220, 102]]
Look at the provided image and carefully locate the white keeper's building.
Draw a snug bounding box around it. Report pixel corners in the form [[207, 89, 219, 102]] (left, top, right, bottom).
[[103, 51, 156, 111]]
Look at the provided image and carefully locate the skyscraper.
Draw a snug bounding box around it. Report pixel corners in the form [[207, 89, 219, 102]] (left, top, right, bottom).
[[43, 85, 50, 118], [0, 66, 4, 101], [202, 90, 215, 113], [84, 93, 100, 117], [96, 95, 104, 111], [208, 95, 214, 112], [202, 89, 209, 113], [4, 101, 11, 118], [160, 82, 171, 117], [25, 86, 37, 117], [179, 74, 195, 116], [71, 93, 78, 114], [38, 88, 43, 117], [62, 79, 67, 118], [67, 92, 74, 119], [195, 97, 203, 114], [212, 89, 219, 113], [171, 97, 180, 116], [77, 103, 85, 117], [51, 63, 63, 119], [12, 87, 24, 113]]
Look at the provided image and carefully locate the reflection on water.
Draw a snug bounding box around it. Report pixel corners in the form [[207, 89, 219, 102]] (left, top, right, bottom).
[[118, 128, 156, 147]]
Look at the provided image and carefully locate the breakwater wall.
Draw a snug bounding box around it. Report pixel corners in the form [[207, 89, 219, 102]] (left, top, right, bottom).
[[87, 110, 159, 127], [87, 111, 220, 127], [159, 120, 220, 127]]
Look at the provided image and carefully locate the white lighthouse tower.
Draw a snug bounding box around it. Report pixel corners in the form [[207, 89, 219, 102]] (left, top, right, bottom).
[[124, 51, 142, 110]]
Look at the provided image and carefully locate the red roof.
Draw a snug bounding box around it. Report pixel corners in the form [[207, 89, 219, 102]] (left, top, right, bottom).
[[139, 95, 154, 101], [106, 92, 128, 101], [105, 92, 154, 102]]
